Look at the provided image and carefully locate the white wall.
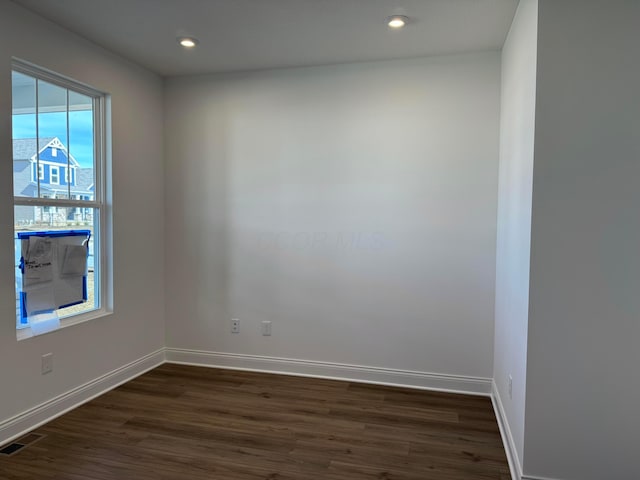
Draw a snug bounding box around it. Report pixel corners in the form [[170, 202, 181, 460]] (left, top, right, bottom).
[[0, 0, 165, 437], [493, 0, 537, 472], [524, 1, 640, 478], [164, 53, 500, 382]]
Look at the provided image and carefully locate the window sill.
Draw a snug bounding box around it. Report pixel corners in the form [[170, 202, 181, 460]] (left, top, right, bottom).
[[16, 308, 112, 341]]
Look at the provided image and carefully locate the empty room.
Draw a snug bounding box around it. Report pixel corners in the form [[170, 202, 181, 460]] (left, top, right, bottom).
[[0, 1, 638, 479]]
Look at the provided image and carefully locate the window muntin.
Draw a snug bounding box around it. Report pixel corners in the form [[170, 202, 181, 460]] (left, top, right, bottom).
[[12, 60, 107, 334]]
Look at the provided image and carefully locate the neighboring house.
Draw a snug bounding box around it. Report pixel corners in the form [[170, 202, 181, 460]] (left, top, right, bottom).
[[13, 137, 94, 225]]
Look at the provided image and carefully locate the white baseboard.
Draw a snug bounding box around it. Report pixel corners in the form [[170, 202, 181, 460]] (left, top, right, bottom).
[[520, 473, 564, 480], [164, 348, 492, 396], [491, 380, 523, 480], [521, 477, 563, 480], [490, 383, 565, 480], [0, 348, 165, 446]]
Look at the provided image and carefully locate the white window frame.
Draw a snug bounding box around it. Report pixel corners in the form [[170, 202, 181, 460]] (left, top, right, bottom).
[[50, 165, 59, 184], [12, 59, 111, 339], [37, 164, 44, 180]]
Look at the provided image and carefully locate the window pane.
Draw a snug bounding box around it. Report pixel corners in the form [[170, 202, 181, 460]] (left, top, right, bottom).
[[12, 71, 37, 198], [13, 73, 96, 204], [37, 80, 69, 199], [69, 92, 95, 200], [14, 206, 98, 328]]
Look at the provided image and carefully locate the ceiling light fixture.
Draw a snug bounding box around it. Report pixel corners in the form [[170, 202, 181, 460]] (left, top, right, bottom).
[[178, 36, 199, 48], [387, 15, 409, 28]]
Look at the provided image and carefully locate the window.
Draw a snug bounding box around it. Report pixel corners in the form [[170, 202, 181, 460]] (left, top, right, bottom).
[[50, 166, 59, 184], [12, 60, 110, 337]]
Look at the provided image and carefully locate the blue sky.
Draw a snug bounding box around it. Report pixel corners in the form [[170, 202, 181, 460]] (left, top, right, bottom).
[[13, 111, 94, 167]]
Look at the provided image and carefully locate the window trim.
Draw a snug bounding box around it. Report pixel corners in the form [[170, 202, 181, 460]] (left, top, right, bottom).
[[50, 165, 59, 184], [12, 58, 111, 338]]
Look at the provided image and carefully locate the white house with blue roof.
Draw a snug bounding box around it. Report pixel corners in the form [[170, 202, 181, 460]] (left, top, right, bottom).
[[13, 137, 94, 225]]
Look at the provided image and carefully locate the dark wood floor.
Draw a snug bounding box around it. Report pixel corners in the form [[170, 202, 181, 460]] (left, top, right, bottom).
[[0, 364, 510, 479]]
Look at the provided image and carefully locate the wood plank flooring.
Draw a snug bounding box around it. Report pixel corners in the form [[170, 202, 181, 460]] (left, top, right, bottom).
[[0, 364, 510, 479]]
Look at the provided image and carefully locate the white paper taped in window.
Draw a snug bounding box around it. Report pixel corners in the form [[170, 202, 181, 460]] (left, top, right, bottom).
[[19, 231, 91, 322], [24, 237, 54, 286], [23, 283, 56, 316], [61, 245, 88, 276]]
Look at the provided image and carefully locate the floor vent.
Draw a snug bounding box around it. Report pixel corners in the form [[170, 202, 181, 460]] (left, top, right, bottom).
[[0, 433, 45, 457], [0, 443, 25, 456]]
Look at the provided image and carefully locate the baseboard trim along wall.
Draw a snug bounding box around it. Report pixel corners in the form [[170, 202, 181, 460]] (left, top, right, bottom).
[[491, 380, 523, 480], [521, 476, 563, 480], [0, 348, 165, 446], [164, 348, 492, 396]]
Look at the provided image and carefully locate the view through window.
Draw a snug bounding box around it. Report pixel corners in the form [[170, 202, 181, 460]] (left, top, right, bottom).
[[12, 62, 107, 332]]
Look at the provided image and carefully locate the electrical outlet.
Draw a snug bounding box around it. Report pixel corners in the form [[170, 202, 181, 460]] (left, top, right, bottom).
[[508, 374, 513, 399], [231, 318, 240, 334], [41, 353, 53, 375], [261, 321, 272, 336]]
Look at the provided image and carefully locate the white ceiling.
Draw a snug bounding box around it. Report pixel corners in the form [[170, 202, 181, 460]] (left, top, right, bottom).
[[11, 0, 518, 77]]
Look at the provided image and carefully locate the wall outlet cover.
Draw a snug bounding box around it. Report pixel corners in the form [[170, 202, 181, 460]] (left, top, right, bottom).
[[41, 353, 53, 375], [261, 321, 272, 336]]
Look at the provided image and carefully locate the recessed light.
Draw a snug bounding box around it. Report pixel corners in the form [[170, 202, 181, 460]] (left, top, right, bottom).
[[387, 15, 409, 28], [178, 36, 199, 48]]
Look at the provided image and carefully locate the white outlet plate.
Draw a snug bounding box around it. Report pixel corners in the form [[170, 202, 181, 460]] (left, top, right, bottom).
[[231, 319, 240, 334], [261, 321, 272, 336], [41, 353, 53, 375], [508, 374, 513, 399]]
